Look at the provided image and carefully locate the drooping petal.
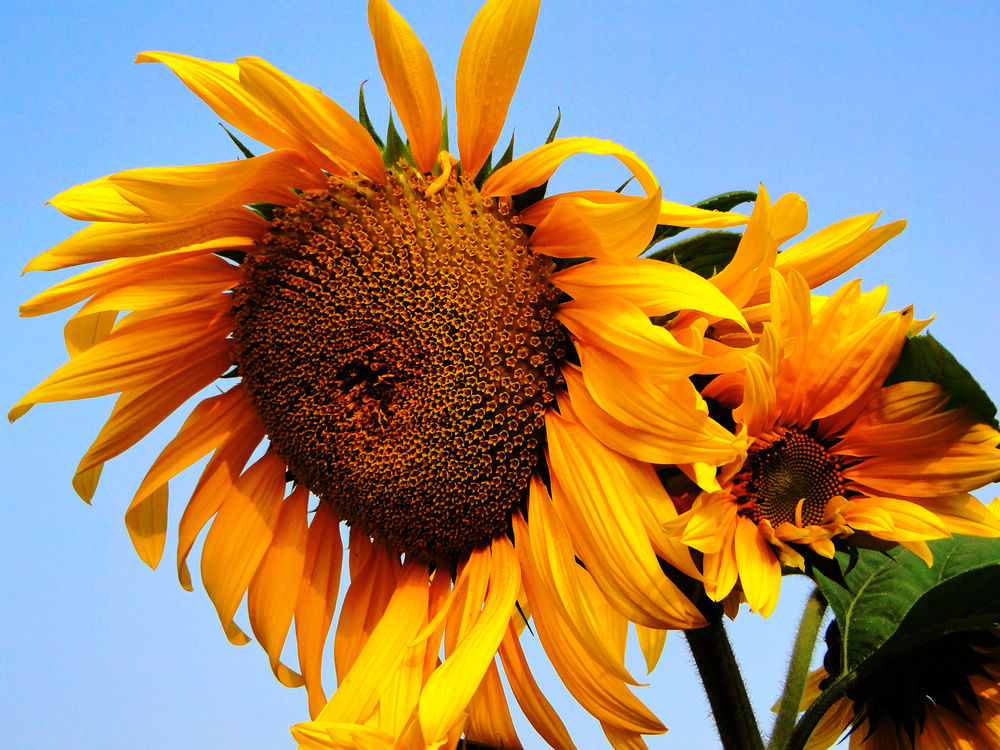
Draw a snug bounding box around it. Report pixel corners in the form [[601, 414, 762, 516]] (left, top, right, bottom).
[[367, 0, 442, 174], [545, 405, 706, 629], [124, 484, 169, 570], [236, 57, 385, 181], [497, 622, 577, 750], [634, 625, 666, 674], [456, 0, 540, 177], [247, 484, 309, 687], [418, 537, 520, 746], [483, 137, 657, 199], [296, 501, 344, 718], [463, 660, 522, 750], [200, 450, 287, 644]]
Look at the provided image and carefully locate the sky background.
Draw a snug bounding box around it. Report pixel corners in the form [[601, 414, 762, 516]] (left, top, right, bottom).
[[2, 1, 998, 748]]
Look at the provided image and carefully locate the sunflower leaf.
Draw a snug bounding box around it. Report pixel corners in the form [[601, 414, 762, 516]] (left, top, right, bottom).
[[812, 536, 1000, 677], [884, 333, 999, 429], [646, 231, 742, 278], [358, 82, 385, 150], [647, 190, 757, 247]]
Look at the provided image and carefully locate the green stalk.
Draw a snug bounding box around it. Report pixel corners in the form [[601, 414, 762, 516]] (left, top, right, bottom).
[[684, 616, 765, 750], [768, 589, 827, 749]]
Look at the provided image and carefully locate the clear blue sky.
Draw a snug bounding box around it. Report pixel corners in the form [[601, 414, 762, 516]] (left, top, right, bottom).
[[2, 1, 998, 748]]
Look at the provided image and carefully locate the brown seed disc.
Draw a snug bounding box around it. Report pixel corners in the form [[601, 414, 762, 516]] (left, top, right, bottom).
[[739, 430, 844, 527], [231, 167, 567, 561]]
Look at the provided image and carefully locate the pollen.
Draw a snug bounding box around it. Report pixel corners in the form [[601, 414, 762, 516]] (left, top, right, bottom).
[[737, 429, 844, 527], [231, 167, 567, 561]]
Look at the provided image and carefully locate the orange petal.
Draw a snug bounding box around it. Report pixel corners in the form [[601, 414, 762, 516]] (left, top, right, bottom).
[[528, 188, 662, 261], [497, 621, 577, 750], [124, 483, 169, 570], [247, 484, 309, 687], [456, 0, 540, 177], [63, 309, 117, 359], [296, 501, 345, 718], [367, 0, 442, 173], [236, 57, 385, 181], [136, 51, 304, 152], [483, 137, 656, 199], [23, 212, 263, 272]]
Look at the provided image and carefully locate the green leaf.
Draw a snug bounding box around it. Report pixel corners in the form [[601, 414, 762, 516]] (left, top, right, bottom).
[[382, 112, 411, 168], [646, 231, 742, 278], [648, 189, 756, 247], [358, 82, 385, 150], [220, 124, 255, 159], [884, 333, 999, 429], [812, 536, 1000, 677]]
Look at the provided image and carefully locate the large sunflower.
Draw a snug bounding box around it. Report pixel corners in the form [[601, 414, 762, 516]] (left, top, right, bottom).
[[669, 269, 1000, 617], [10, 0, 757, 746]]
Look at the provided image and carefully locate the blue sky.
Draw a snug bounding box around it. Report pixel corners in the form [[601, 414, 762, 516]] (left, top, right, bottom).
[[2, 1, 998, 748]]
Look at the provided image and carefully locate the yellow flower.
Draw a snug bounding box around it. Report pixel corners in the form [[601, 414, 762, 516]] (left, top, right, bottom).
[[671, 270, 1000, 617], [10, 0, 755, 746], [801, 629, 1000, 750]]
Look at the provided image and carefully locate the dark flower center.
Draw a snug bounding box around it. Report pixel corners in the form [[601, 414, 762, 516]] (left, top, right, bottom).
[[737, 429, 844, 527], [231, 168, 566, 561]]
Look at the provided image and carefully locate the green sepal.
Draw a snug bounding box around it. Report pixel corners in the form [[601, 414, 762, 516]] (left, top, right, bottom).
[[647, 190, 757, 249], [884, 333, 999, 429], [813, 537, 1000, 677], [382, 112, 412, 168], [494, 131, 517, 172], [646, 231, 742, 278], [472, 152, 493, 188], [439, 102, 449, 154], [545, 108, 561, 144], [247, 203, 278, 222], [220, 124, 255, 159], [358, 82, 385, 150]]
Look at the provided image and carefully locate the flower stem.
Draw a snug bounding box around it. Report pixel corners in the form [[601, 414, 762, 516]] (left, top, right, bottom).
[[768, 588, 827, 750], [684, 616, 765, 750]]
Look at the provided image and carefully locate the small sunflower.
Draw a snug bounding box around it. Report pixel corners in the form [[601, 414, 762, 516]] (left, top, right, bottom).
[[801, 625, 1000, 750], [10, 0, 756, 746], [669, 269, 1000, 617]]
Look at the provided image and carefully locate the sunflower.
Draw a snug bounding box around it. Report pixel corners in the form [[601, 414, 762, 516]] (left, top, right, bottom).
[[800, 626, 1000, 750], [668, 269, 1000, 617], [9, 0, 758, 746]]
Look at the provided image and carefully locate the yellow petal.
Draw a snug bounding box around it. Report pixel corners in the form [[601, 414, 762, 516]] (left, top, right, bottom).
[[10, 309, 231, 419], [733, 516, 780, 617], [200, 450, 287, 644], [109, 149, 327, 220], [73, 347, 231, 501], [483, 137, 657, 199], [769, 192, 808, 244], [558, 294, 708, 379], [22, 250, 243, 318], [248, 484, 309, 687], [456, 0, 540, 177], [367, 0, 442, 173], [124, 483, 169, 570], [236, 57, 385, 181], [47, 177, 151, 223], [545, 406, 706, 629], [634, 625, 666, 675], [64, 308, 117, 358], [176, 404, 265, 590], [23, 211, 264, 272], [334, 534, 401, 680], [418, 537, 520, 746], [528, 188, 662, 261], [136, 51, 304, 152], [296, 501, 344, 718], [316, 560, 429, 723], [520, 190, 748, 230], [463, 660, 522, 750], [512, 513, 666, 734], [497, 622, 577, 750], [552, 257, 748, 325], [710, 184, 776, 309]]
